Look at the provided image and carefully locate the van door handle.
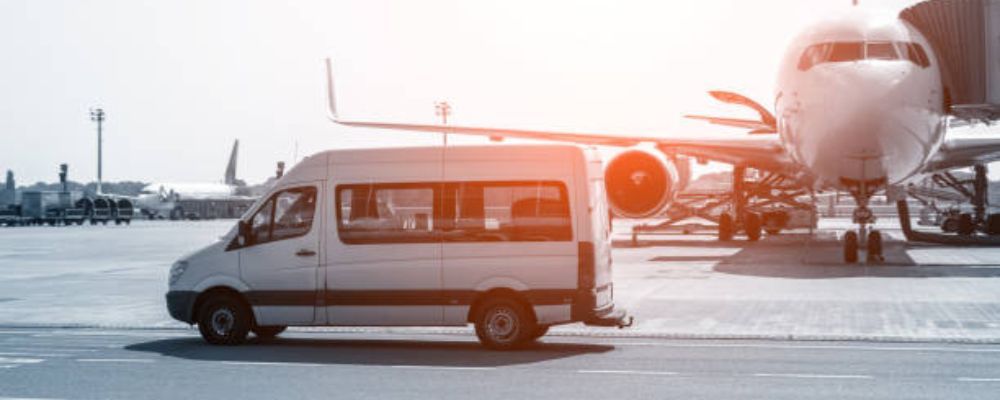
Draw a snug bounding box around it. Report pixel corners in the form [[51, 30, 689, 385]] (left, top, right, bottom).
[[295, 249, 317, 257]]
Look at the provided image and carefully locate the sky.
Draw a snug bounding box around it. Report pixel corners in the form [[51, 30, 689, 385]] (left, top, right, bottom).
[[0, 0, 931, 185]]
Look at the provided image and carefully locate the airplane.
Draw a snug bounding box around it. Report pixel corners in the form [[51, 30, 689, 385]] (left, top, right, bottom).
[[324, 0, 1000, 263], [135, 139, 246, 219]]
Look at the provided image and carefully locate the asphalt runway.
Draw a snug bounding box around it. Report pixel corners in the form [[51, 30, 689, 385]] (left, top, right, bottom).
[[0, 328, 999, 400]]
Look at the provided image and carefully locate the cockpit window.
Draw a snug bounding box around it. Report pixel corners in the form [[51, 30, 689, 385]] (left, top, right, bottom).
[[798, 41, 930, 71], [828, 42, 864, 62], [865, 42, 898, 60]]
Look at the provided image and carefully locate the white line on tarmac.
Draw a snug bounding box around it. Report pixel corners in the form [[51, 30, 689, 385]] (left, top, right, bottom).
[[0, 353, 68, 358], [76, 358, 154, 363], [391, 365, 495, 371], [578, 370, 678, 376], [608, 341, 1000, 354], [8, 348, 95, 353], [0, 358, 43, 364], [957, 377, 1000, 382], [0, 397, 66, 400], [220, 361, 325, 367], [753, 373, 872, 380]]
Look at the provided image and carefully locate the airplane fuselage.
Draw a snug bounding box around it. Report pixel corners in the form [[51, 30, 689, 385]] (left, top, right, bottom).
[[775, 10, 947, 197], [135, 182, 238, 217]]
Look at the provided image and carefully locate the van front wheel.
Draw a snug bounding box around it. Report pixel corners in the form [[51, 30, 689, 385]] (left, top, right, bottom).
[[529, 325, 549, 341], [252, 325, 287, 339], [475, 298, 535, 350], [197, 295, 251, 345]]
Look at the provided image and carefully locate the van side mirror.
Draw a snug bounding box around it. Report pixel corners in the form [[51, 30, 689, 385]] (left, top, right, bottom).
[[238, 220, 251, 246]]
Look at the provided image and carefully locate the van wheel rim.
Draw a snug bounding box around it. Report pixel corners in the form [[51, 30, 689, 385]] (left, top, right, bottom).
[[486, 307, 518, 342], [210, 308, 235, 337]]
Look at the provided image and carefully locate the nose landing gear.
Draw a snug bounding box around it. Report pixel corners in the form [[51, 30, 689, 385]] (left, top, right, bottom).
[[844, 204, 884, 264], [842, 176, 887, 264]]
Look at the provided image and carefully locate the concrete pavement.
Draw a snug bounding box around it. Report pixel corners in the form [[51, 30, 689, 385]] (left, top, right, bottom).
[[1, 220, 1000, 342]]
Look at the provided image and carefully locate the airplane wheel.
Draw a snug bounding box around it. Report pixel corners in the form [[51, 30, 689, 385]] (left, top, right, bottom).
[[957, 214, 975, 236], [744, 212, 762, 242], [718, 214, 734, 241], [866, 230, 883, 263], [843, 231, 859, 264]]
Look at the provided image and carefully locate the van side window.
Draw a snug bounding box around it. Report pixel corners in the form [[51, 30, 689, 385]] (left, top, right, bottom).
[[443, 181, 572, 242], [337, 184, 437, 244], [247, 186, 317, 246]]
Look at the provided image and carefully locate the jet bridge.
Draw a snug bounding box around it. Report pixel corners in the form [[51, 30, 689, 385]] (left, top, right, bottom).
[[901, 0, 1000, 120]]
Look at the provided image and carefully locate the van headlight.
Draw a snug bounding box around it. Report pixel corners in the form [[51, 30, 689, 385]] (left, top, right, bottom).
[[169, 260, 189, 285]]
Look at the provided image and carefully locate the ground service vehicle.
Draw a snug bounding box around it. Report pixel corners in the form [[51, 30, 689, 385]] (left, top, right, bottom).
[[166, 145, 631, 349]]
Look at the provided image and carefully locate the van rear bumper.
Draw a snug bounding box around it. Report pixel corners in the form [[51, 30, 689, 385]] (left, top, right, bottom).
[[166, 291, 197, 324], [572, 283, 633, 328], [583, 304, 633, 328]]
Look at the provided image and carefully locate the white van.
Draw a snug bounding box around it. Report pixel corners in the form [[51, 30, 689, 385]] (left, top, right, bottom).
[[166, 144, 630, 349]]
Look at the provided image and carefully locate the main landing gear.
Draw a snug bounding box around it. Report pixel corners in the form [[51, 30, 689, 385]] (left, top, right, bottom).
[[629, 164, 814, 244]]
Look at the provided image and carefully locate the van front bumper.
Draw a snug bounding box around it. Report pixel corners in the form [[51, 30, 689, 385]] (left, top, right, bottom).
[[166, 291, 197, 324]]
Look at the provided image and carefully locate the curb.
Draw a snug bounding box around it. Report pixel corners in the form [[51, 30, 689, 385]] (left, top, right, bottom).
[[2, 323, 999, 345]]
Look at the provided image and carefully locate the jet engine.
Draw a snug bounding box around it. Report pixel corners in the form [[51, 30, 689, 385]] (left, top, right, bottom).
[[604, 149, 685, 218]]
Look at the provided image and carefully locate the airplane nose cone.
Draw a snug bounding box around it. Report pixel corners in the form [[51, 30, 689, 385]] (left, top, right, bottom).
[[797, 64, 936, 186]]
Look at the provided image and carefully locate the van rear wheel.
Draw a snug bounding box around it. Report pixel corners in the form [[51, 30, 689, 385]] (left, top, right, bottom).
[[197, 294, 251, 345], [474, 298, 535, 350]]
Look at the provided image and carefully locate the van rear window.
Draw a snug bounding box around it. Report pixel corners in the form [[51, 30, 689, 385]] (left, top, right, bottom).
[[442, 181, 572, 242], [335, 181, 572, 245]]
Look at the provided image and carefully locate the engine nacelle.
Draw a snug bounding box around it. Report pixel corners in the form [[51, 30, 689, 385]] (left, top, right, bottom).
[[604, 148, 681, 219]]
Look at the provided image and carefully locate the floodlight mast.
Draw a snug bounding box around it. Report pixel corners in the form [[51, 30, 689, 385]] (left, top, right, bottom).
[[90, 108, 106, 195], [435, 101, 451, 146]]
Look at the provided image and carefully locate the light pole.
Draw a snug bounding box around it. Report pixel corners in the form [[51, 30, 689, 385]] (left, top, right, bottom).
[[435, 101, 451, 146], [90, 108, 105, 195]]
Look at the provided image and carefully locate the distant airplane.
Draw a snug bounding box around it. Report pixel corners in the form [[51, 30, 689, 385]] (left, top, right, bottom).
[[326, 0, 1000, 263], [135, 139, 245, 219]]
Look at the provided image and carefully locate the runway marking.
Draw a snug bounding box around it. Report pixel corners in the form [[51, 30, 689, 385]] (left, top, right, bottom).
[[0, 357, 44, 365], [608, 342, 1000, 354], [0, 352, 68, 358], [76, 358, 154, 363], [391, 365, 495, 371], [957, 377, 1000, 382], [578, 369, 678, 376], [752, 373, 872, 380], [8, 348, 95, 353], [0, 397, 66, 400], [220, 361, 325, 367]]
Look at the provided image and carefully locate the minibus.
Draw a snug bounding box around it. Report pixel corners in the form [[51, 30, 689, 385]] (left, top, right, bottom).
[[166, 144, 630, 349]]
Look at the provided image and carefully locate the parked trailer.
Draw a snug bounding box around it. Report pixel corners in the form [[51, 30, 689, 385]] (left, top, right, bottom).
[[90, 198, 112, 225], [0, 206, 21, 226], [112, 199, 133, 225]]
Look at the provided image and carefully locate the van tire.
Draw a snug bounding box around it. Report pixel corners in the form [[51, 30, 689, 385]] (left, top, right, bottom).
[[197, 294, 251, 345], [529, 325, 549, 341], [252, 325, 287, 339], [474, 297, 535, 350]]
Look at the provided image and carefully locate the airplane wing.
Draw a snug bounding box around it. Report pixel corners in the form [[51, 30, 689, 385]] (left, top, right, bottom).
[[924, 134, 1000, 172], [325, 60, 798, 176]]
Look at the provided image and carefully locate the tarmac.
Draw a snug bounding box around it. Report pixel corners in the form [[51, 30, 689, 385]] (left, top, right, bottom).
[[1, 219, 1000, 343]]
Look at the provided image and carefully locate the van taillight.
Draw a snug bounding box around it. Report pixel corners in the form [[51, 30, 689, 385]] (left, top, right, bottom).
[[578, 241, 595, 289]]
